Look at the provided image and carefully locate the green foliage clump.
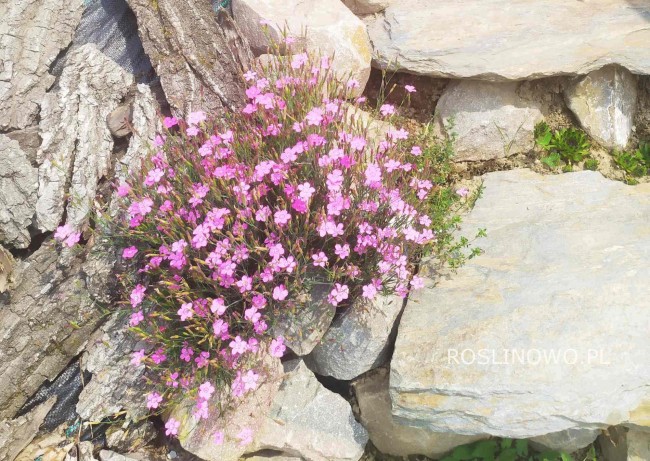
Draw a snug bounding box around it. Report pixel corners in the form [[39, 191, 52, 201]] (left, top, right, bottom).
[[534, 122, 591, 170], [441, 438, 578, 461], [613, 142, 650, 184]]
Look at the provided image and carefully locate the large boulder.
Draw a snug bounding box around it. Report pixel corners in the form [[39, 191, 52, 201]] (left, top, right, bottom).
[[435, 81, 543, 161], [0, 135, 38, 249], [565, 65, 638, 149], [0, 0, 84, 130], [365, 0, 650, 80], [341, 0, 390, 15], [305, 294, 404, 380], [232, 0, 372, 94], [391, 169, 650, 450], [353, 368, 480, 458], [35, 44, 133, 233]]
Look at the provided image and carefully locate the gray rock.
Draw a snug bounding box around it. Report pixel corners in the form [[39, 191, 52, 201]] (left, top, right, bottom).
[[66, 442, 99, 461], [365, 0, 650, 80], [599, 427, 650, 461], [0, 244, 14, 293], [391, 169, 650, 445], [232, 0, 372, 95], [5, 126, 41, 162], [0, 0, 84, 130], [305, 294, 404, 380], [36, 44, 134, 233], [341, 0, 390, 15], [627, 430, 650, 461], [272, 283, 335, 356], [529, 428, 601, 454], [126, 0, 251, 116], [105, 420, 156, 453], [99, 450, 139, 461], [435, 81, 543, 161], [565, 65, 638, 149], [0, 241, 116, 419], [254, 360, 368, 461], [0, 135, 38, 248], [76, 313, 148, 423], [352, 368, 480, 458], [0, 397, 56, 461], [107, 104, 134, 138]]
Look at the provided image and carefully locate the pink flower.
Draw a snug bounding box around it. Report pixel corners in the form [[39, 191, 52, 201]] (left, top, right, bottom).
[[291, 53, 308, 69], [117, 183, 131, 197], [130, 284, 146, 307], [350, 136, 367, 151], [380, 104, 395, 116], [186, 126, 199, 136], [305, 108, 323, 126], [199, 381, 215, 400], [335, 243, 350, 259], [411, 146, 422, 156], [180, 346, 194, 362], [163, 116, 178, 128], [211, 298, 227, 315], [312, 251, 328, 268], [273, 284, 288, 301], [229, 336, 248, 356], [270, 336, 286, 357], [130, 349, 146, 366], [145, 168, 165, 185], [146, 392, 163, 409], [178, 302, 193, 321], [326, 169, 344, 191], [410, 275, 425, 290], [151, 348, 166, 364], [195, 351, 210, 368], [456, 187, 470, 198], [237, 428, 254, 446], [243, 70, 257, 81], [297, 182, 315, 200], [187, 111, 206, 125], [129, 311, 144, 326], [328, 283, 349, 306], [405, 84, 417, 93], [347, 79, 360, 89], [242, 370, 259, 392], [122, 246, 138, 259], [165, 418, 180, 437], [274, 210, 291, 226], [362, 284, 378, 299], [364, 163, 382, 186], [214, 431, 225, 445]]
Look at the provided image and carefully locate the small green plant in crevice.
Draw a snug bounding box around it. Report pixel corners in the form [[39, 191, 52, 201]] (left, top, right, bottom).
[[441, 438, 576, 461], [613, 141, 650, 184], [583, 158, 599, 171], [534, 122, 591, 170]]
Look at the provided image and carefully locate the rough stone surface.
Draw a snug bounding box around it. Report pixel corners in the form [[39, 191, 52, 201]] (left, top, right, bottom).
[[254, 360, 369, 461], [529, 428, 601, 453], [36, 44, 133, 233], [0, 0, 84, 130], [105, 420, 157, 453], [5, 126, 41, 162], [126, 0, 251, 116], [353, 368, 479, 458], [0, 241, 116, 419], [99, 451, 139, 461], [0, 398, 56, 461], [435, 80, 543, 162], [272, 283, 335, 356], [66, 442, 99, 461], [0, 244, 14, 293], [305, 294, 403, 380], [342, 0, 390, 15], [565, 65, 638, 149], [76, 314, 148, 423], [365, 0, 650, 80], [627, 430, 650, 461], [391, 169, 650, 441], [0, 135, 38, 249], [232, 0, 372, 94]]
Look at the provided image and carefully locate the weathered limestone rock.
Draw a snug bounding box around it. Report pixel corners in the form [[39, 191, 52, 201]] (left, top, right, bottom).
[[435, 81, 543, 161], [0, 0, 84, 130], [0, 244, 14, 293], [176, 360, 367, 461], [272, 283, 335, 356], [105, 420, 156, 453], [66, 442, 99, 461], [76, 314, 148, 423], [0, 398, 56, 461], [599, 428, 650, 461], [390, 169, 650, 447], [36, 44, 134, 233], [98, 451, 139, 461], [565, 65, 638, 149], [254, 360, 368, 461], [342, 0, 390, 15], [529, 428, 601, 454], [0, 135, 38, 249], [126, 0, 251, 116], [365, 0, 650, 80], [232, 0, 372, 94], [353, 368, 480, 458], [305, 294, 403, 380], [0, 241, 116, 419], [627, 431, 650, 461]]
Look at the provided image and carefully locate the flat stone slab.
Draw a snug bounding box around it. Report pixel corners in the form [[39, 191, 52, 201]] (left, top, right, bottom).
[[365, 0, 650, 80], [391, 169, 650, 439]]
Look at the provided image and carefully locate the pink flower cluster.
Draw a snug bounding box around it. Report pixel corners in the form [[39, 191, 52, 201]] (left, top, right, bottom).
[[117, 48, 436, 440]]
